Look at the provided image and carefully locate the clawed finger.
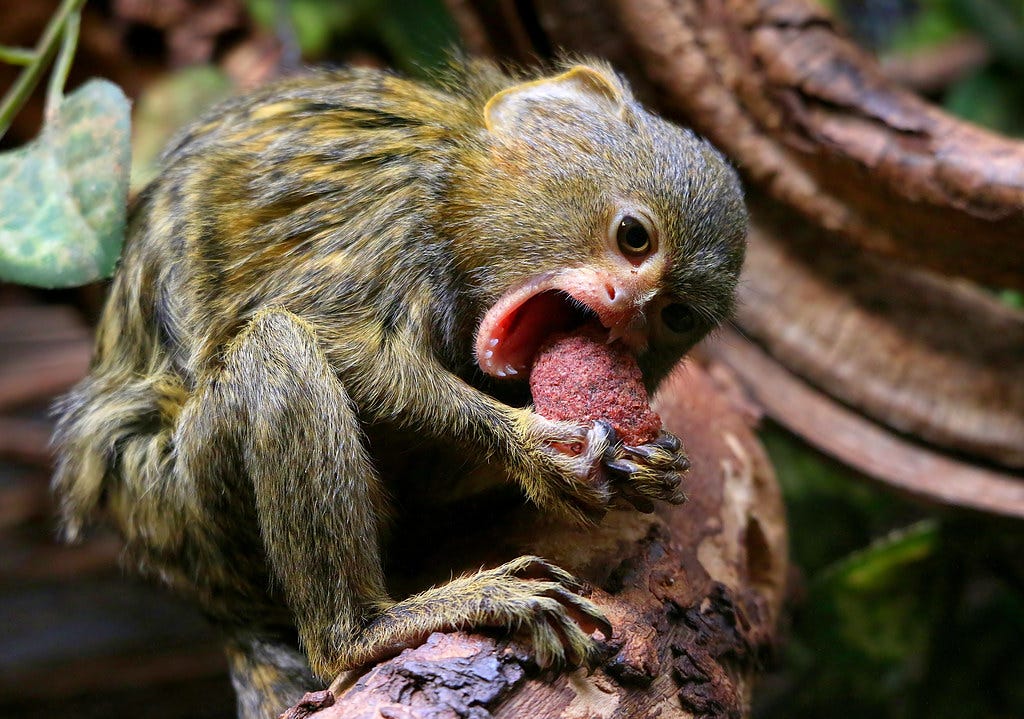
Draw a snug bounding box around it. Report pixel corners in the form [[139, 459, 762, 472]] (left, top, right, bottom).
[[621, 443, 690, 471], [593, 419, 618, 447], [505, 557, 583, 589], [525, 593, 610, 670], [607, 458, 687, 506], [652, 431, 681, 452], [620, 491, 655, 513], [539, 586, 612, 639], [605, 458, 634, 476]]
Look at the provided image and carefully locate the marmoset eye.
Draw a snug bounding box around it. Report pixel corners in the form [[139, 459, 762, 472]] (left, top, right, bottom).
[[616, 216, 651, 256], [662, 303, 697, 334]]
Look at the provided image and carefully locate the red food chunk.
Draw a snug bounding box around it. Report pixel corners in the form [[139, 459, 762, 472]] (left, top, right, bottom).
[[529, 326, 662, 445]]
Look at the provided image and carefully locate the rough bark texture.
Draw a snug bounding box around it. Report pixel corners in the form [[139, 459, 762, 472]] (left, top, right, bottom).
[[444, 0, 1024, 513], [288, 362, 788, 718], [739, 197, 1024, 470], [702, 330, 1024, 518]]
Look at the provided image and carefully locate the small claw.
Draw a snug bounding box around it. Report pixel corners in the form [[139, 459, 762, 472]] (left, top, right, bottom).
[[529, 613, 564, 670], [507, 556, 560, 581], [594, 418, 616, 440], [532, 595, 600, 670], [540, 587, 606, 637], [617, 433, 689, 473], [592, 611, 614, 641], [661, 472, 683, 498], [589, 420, 618, 461], [526, 560, 582, 590], [653, 432, 681, 452], [606, 458, 641, 476], [496, 557, 569, 589], [594, 419, 619, 447], [557, 629, 585, 668], [622, 443, 664, 463], [640, 470, 683, 497]]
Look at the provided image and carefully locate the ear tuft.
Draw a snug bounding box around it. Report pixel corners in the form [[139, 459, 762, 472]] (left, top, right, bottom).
[[484, 65, 627, 134]]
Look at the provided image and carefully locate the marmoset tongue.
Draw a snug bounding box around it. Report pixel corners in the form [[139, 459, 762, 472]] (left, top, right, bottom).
[[528, 325, 661, 446]]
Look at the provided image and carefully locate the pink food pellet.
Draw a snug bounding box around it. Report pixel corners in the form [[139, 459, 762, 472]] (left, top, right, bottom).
[[529, 327, 661, 445]]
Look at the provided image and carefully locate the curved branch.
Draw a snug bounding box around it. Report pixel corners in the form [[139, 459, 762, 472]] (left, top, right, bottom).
[[703, 328, 1024, 518], [739, 196, 1024, 469]]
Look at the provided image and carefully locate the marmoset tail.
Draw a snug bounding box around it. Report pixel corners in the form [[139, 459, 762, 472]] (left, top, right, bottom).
[[53, 58, 746, 719]]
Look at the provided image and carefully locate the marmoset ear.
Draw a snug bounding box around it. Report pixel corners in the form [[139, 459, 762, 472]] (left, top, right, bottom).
[[484, 65, 628, 134]]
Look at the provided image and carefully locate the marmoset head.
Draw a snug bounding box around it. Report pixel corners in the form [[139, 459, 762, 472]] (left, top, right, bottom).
[[447, 62, 747, 391]]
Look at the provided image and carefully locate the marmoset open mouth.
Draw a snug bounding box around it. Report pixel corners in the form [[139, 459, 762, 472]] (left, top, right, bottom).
[[476, 288, 602, 378]]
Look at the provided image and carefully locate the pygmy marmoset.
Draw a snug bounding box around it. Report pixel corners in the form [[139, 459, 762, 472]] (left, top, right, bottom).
[[53, 58, 747, 718]]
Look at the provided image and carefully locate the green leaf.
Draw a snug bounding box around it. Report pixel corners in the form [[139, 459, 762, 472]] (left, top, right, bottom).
[[759, 426, 917, 573], [0, 78, 130, 288], [815, 520, 940, 593], [246, 0, 360, 57], [949, 0, 1024, 71], [291, 0, 359, 56], [808, 523, 939, 664], [999, 288, 1024, 308], [375, 0, 460, 75], [886, 0, 962, 53]]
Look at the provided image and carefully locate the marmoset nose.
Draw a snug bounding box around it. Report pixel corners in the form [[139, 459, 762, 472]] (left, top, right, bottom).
[[587, 279, 636, 328]]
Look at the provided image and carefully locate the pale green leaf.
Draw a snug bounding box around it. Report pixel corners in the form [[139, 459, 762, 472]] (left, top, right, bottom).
[[0, 78, 130, 288]]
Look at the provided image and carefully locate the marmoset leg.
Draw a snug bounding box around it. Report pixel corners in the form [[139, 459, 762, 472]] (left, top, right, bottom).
[[187, 309, 608, 684]]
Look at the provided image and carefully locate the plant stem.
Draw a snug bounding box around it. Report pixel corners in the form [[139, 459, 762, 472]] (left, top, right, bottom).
[[45, 9, 81, 123], [0, 0, 88, 141], [0, 45, 37, 66]]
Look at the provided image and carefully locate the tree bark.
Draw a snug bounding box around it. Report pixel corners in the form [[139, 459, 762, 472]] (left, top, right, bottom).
[[737, 196, 1024, 470], [286, 362, 788, 719]]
